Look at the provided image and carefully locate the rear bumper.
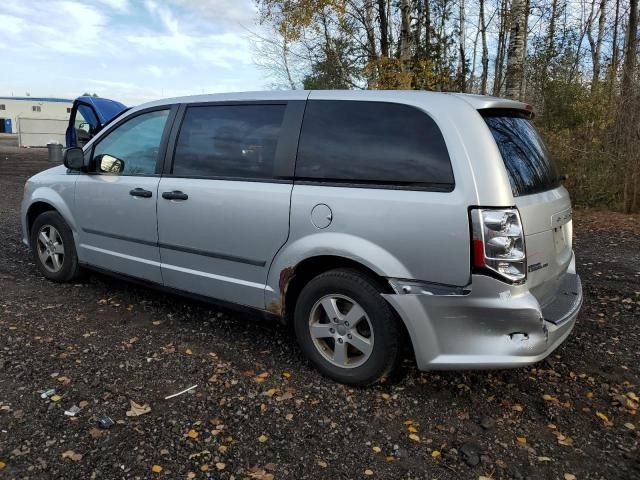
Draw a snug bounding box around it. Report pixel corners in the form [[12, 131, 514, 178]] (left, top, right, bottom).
[[383, 263, 582, 370]]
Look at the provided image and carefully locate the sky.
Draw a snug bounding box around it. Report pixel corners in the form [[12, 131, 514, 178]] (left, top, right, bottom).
[[0, 0, 270, 106]]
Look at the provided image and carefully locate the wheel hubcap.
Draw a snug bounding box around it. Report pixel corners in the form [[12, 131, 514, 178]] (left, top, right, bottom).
[[308, 294, 374, 368], [36, 225, 64, 273]]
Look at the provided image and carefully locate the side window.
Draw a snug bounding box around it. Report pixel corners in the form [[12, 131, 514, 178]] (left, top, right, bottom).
[[296, 101, 454, 188], [93, 109, 169, 175], [172, 104, 286, 179]]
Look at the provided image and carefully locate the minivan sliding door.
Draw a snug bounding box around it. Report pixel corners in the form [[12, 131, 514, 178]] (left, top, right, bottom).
[[156, 101, 302, 309]]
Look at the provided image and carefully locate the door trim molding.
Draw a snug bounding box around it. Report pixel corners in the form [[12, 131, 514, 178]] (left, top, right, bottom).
[[82, 227, 266, 267], [158, 242, 266, 267], [82, 228, 157, 247]]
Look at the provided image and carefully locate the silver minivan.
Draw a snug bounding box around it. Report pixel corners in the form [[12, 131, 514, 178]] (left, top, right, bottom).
[[21, 90, 582, 385]]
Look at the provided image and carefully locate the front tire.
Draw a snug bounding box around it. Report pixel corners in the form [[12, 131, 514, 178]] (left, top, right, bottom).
[[30, 211, 80, 282], [294, 269, 399, 386]]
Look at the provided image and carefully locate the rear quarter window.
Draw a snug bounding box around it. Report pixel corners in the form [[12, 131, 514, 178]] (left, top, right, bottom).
[[483, 113, 560, 196], [295, 100, 454, 189]]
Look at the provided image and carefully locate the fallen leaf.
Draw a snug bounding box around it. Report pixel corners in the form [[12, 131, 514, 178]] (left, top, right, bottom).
[[151, 465, 162, 473], [403, 420, 413, 425], [78, 400, 89, 409], [285, 413, 294, 421], [187, 429, 199, 439], [62, 450, 82, 462], [431, 450, 441, 458], [596, 411, 610, 423], [537, 456, 552, 462], [408, 426, 418, 433], [624, 422, 635, 430], [89, 428, 107, 439], [317, 460, 328, 468], [152, 321, 161, 326], [364, 469, 374, 476], [512, 404, 523, 412], [0, 462, 5, 471], [50, 395, 62, 402], [187, 472, 196, 479], [200, 464, 209, 472], [276, 391, 294, 401], [543, 394, 557, 402], [564, 474, 576, 480], [282, 372, 291, 379], [408, 433, 420, 442], [264, 388, 278, 397], [218, 445, 227, 454], [215, 462, 226, 471], [372, 446, 381, 453], [258, 434, 268, 443], [185, 348, 193, 355], [479, 477, 493, 480], [516, 436, 527, 445], [126, 400, 151, 417], [381, 393, 391, 401]]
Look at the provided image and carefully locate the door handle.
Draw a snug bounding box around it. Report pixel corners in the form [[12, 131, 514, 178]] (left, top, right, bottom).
[[129, 188, 152, 198], [162, 191, 188, 201]]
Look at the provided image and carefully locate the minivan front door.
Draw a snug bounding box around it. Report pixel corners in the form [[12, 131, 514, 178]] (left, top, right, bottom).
[[156, 102, 301, 309], [75, 108, 174, 284]]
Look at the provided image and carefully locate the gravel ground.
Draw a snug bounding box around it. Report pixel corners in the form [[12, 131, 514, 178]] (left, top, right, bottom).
[[0, 150, 638, 480]]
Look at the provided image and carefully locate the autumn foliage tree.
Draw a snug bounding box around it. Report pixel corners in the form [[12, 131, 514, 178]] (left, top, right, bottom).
[[255, 0, 640, 212]]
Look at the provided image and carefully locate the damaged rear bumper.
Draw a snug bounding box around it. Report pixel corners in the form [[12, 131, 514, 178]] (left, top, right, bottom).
[[383, 269, 582, 371]]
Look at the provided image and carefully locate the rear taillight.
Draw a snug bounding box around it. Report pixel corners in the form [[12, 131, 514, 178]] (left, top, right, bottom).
[[470, 208, 526, 283]]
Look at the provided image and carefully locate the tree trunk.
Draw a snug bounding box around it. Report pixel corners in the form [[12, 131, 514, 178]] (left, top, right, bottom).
[[521, 0, 529, 98], [505, 0, 527, 100], [610, 0, 621, 79], [377, 0, 389, 57], [621, 0, 639, 213], [415, 0, 424, 58], [493, 0, 510, 96], [593, 0, 607, 87], [479, 0, 489, 94], [457, 0, 466, 91], [621, 0, 638, 97], [587, 0, 607, 90], [400, 0, 412, 64]]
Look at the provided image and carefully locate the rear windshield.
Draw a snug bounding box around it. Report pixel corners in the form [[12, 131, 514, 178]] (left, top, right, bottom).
[[483, 112, 560, 196]]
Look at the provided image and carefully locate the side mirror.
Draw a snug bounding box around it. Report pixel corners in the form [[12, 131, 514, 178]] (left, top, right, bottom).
[[63, 147, 84, 171], [96, 154, 125, 174]]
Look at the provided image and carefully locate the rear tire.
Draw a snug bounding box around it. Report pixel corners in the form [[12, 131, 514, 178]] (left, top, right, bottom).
[[30, 211, 80, 282], [294, 268, 399, 386]]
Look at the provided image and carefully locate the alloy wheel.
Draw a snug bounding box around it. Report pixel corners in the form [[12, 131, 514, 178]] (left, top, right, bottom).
[[36, 225, 64, 273], [308, 294, 374, 368]]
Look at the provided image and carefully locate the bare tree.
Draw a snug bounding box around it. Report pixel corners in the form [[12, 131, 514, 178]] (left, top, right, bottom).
[[479, 0, 489, 94], [457, 0, 467, 90], [378, 0, 390, 57], [586, 0, 607, 89], [493, 0, 510, 96]]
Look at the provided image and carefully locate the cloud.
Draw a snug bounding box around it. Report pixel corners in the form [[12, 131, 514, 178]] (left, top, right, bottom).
[[96, 0, 129, 11], [171, 0, 257, 29], [0, 0, 267, 105]]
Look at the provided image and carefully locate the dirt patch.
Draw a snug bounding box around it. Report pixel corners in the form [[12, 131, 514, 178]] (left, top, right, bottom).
[[0, 152, 638, 479]]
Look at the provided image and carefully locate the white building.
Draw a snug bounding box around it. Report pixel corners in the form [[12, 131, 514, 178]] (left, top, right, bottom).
[[0, 96, 73, 146]]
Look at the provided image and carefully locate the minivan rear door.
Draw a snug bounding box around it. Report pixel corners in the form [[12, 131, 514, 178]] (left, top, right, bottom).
[[483, 112, 573, 306], [156, 101, 304, 309], [66, 96, 127, 147]]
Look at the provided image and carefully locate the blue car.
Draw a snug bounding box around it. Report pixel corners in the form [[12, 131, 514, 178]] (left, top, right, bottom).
[[65, 95, 128, 148]]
